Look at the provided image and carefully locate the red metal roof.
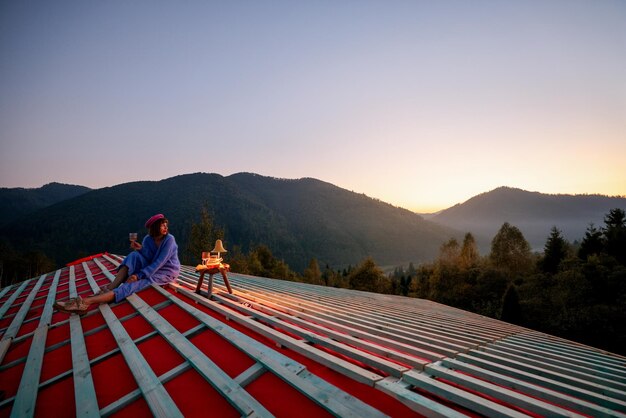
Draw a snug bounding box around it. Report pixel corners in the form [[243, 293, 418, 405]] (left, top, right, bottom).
[[1, 253, 625, 417]]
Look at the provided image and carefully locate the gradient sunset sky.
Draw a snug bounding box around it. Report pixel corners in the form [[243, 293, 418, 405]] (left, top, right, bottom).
[[1, 1, 624, 212]]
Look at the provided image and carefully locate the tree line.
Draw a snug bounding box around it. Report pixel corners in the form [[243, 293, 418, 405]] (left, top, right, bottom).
[[3, 202, 624, 356], [194, 208, 626, 356]]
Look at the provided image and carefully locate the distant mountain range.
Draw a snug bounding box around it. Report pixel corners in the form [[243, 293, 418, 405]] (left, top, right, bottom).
[[427, 186, 626, 250], [1, 177, 623, 269], [0, 182, 91, 227], [0, 173, 455, 270]]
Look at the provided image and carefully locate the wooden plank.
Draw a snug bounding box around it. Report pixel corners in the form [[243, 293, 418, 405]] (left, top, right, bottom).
[[0, 286, 12, 300], [98, 258, 386, 417], [507, 334, 626, 369], [402, 369, 529, 418], [467, 349, 626, 401], [217, 268, 518, 339], [39, 270, 62, 326], [100, 362, 192, 417], [479, 344, 626, 391], [455, 353, 626, 411], [202, 278, 451, 363], [0, 280, 29, 320], [213, 271, 510, 354], [70, 314, 99, 417], [517, 332, 626, 361], [223, 270, 492, 347], [81, 262, 102, 294], [425, 362, 587, 417], [217, 291, 428, 370], [493, 339, 626, 383], [10, 326, 48, 417], [99, 304, 183, 418], [170, 281, 383, 385], [213, 293, 411, 377], [90, 256, 182, 417], [0, 274, 48, 365], [181, 271, 449, 362], [93, 258, 116, 282], [159, 284, 388, 417], [69, 265, 78, 298], [235, 363, 267, 387], [375, 377, 467, 417], [4, 274, 48, 337], [127, 294, 272, 418], [443, 357, 626, 418]]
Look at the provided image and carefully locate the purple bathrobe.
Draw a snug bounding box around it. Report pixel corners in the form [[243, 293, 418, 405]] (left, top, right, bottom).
[[114, 234, 181, 302]]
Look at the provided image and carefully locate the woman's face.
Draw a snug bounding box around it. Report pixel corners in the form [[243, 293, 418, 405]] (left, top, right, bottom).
[[159, 221, 169, 236]]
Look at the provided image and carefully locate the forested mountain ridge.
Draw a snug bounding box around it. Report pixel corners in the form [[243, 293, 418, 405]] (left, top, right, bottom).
[[430, 186, 626, 250], [0, 182, 91, 227], [0, 173, 456, 271]]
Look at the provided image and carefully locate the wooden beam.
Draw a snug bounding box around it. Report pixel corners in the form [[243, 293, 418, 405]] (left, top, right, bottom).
[[160, 283, 387, 417], [425, 362, 587, 417], [70, 313, 99, 416], [375, 377, 466, 417], [39, 270, 61, 327], [234, 363, 267, 387], [0, 280, 30, 320], [83, 260, 183, 418], [443, 357, 626, 418], [0, 274, 47, 366], [99, 304, 183, 418], [402, 369, 529, 418], [10, 326, 49, 417], [127, 294, 272, 418], [455, 352, 626, 411]]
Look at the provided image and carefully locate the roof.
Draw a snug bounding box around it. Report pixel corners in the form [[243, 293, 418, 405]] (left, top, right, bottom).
[[1, 253, 625, 417]]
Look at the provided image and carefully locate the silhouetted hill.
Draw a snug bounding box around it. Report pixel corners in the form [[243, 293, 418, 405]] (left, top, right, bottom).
[[431, 187, 626, 250], [0, 173, 456, 270], [0, 182, 91, 227]]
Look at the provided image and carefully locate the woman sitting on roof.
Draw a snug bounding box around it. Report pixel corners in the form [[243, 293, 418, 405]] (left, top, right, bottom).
[[54, 213, 181, 315]]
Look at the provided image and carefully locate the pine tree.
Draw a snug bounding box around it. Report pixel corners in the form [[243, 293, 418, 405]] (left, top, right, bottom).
[[500, 283, 522, 324], [540, 227, 568, 274], [603, 208, 626, 264], [578, 223, 604, 260], [185, 206, 223, 264]]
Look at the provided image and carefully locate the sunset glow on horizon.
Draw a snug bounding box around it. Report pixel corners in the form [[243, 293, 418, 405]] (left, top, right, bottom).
[[1, 1, 624, 213]]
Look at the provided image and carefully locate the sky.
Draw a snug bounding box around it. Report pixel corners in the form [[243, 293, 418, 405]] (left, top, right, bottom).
[[1, 1, 625, 213]]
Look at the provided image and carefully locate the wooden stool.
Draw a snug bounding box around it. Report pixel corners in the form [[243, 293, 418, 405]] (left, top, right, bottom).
[[195, 263, 232, 296]]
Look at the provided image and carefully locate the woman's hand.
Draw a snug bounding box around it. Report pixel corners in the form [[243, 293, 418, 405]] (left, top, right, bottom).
[[127, 274, 139, 283], [130, 241, 142, 250]]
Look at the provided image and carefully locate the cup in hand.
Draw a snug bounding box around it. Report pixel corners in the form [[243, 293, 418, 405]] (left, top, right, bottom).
[[129, 232, 138, 242]]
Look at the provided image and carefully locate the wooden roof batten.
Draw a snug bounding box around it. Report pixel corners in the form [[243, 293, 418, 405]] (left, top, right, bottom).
[[0, 253, 623, 418], [100, 255, 387, 418], [175, 262, 626, 418]]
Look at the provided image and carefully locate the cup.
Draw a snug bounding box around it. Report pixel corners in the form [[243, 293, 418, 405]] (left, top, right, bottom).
[[201, 252, 210, 265], [129, 232, 138, 242]]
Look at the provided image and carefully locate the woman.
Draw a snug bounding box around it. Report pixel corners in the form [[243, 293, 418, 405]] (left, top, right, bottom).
[[54, 213, 181, 315]]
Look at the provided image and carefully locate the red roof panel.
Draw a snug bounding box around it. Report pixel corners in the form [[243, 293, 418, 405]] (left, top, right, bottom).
[[1, 253, 625, 417]]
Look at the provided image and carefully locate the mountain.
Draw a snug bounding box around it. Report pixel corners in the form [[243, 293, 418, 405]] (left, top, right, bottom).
[[430, 187, 626, 250], [0, 182, 91, 227], [0, 173, 457, 270]]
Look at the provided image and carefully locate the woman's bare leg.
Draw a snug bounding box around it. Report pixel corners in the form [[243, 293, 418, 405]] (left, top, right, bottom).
[[103, 266, 129, 290], [82, 291, 116, 306]]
